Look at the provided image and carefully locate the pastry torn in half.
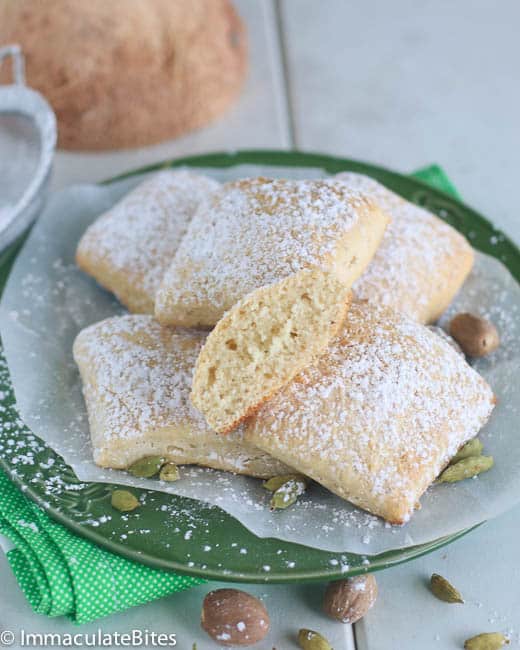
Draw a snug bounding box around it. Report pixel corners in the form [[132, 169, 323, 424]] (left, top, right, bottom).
[[155, 177, 390, 328], [335, 172, 474, 323], [245, 300, 495, 523], [73, 315, 291, 477], [191, 268, 353, 433], [76, 170, 220, 314]]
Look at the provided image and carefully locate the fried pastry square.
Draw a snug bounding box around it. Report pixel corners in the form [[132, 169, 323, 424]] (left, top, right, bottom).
[[245, 301, 495, 523], [76, 170, 220, 314], [191, 268, 352, 433], [336, 172, 474, 323], [73, 315, 290, 477], [155, 177, 390, 327]]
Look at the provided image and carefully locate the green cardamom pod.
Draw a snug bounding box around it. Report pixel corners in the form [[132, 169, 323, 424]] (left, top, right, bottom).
[[298, 628, 332, 650], [270, 477, 307, 510], [111, 489, 140, 512], [438, 455, 494, 483], [450, 438, 484, 464], [128, 455, 166, 478], [464, 632, 509, 650], [430, 573, 464, 603], [159, 462, 180, 482], [263, 473, 307, 492]]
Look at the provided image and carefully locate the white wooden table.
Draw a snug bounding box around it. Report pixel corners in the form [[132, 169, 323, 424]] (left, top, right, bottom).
[[2, 1, 519, 648]]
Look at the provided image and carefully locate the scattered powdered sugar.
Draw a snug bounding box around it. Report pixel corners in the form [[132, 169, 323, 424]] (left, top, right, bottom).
[[156, 177, 372, 317], [336, 172, 472, 322], [17, 519, 39, 533], [0, 166, 519, 555]]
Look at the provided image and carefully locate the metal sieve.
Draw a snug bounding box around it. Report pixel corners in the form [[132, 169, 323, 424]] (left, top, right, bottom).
[[0, 44, 56, 251]]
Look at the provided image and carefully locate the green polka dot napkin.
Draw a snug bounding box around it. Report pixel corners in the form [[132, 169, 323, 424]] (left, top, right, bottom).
[[0, 470, 205, 623], [0, 164, 455, 625]]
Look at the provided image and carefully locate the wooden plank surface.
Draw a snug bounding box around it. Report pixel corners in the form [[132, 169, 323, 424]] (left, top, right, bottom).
[[280, 1, 520, 647], [355, 506, 520, 649], [3, 1, 355, 647], [280, 0, 520, 238], [4, 2, 519, 648]]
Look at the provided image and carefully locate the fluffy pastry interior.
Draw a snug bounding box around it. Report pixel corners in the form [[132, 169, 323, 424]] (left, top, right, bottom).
[[72, 315, 291, 477], [191, 268, 352, 434], [245, 300, 496, 523]]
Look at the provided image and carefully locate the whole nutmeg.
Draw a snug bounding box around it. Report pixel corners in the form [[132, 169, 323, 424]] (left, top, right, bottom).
[[201, 588, 270, 646], [323, 575, 378, 623], [449, 313, 500, 357]]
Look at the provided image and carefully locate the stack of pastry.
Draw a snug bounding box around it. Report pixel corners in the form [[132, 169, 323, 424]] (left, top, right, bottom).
[[74, 169, 495, 524]]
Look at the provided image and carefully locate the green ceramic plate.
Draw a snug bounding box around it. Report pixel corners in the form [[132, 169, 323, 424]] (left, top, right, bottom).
[[1, 150, 518, 584]]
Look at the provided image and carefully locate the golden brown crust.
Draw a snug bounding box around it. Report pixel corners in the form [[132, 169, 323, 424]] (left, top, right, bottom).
[[336, 172, 475, 323], [75, 170, 220, 313], [245, 301, 495, 523], [155, 177, 390, 328], [73, 315, 291, 478], [0, 0, 247, 150]]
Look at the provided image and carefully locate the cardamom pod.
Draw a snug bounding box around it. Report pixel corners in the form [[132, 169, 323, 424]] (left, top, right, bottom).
[[159, 462, 180, 482], [430, 573, 464, 603], [111, 489, 140, 512], [128, 455, 166, 478], [438, 455, 494, 483], [270, 477, 307, 510], [464, 632, 509, 650], [298, 629, 332, 650], [263, 473, 307, 492], [450, 438, 484, 464]]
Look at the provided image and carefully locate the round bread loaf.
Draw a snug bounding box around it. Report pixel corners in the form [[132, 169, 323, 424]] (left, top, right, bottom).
[[0, 0, 247, 150]]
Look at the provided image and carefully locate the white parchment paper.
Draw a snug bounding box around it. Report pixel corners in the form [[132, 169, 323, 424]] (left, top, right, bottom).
[[1, 163, 519, 555]]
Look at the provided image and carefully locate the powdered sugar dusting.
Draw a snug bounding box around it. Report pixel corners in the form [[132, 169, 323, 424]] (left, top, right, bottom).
[[77, 170, 220, 312], [336, 172, 473, 322], [0, 166, 519, 555], [156, 177, 374, 318], [74, 316, 207, 443], [247, 301, 495, 522], [73, 314, 289, 476]]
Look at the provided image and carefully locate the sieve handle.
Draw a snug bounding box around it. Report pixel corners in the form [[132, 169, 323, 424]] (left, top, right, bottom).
[[0, 44, 25, 85]]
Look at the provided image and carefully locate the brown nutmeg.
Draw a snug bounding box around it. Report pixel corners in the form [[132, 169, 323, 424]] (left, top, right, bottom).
[[323, 575, 378, 624], [201, 588, 270, 646], [449, 313, 500, 357]]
